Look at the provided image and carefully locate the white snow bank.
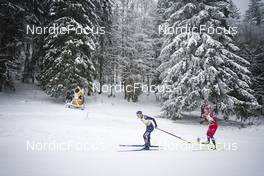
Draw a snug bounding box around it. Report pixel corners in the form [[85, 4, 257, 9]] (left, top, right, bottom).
[[0, 83, 263, 176]]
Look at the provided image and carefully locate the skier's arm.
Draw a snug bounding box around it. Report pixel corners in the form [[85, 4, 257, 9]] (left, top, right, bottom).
[[199, 114, 208, 124], [146, 116, 158, 128], [199, 118, 207, 124], [207, 114, 215, 124]]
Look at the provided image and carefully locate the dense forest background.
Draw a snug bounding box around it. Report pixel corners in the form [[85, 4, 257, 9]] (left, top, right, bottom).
[[0, 0, 264, 120]]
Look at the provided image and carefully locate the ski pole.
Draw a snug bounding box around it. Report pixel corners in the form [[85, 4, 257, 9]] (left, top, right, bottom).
[[156, 128, 191, 143]]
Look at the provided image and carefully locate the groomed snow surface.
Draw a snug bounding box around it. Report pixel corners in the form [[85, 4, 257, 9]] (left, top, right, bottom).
[[0, 83, 264, 176]]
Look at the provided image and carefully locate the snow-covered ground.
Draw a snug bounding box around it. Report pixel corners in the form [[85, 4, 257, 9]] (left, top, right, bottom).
[[0, 83, 264, 176]]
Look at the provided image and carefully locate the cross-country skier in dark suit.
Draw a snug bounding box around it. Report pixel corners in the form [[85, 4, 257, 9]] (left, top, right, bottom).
[[136, 111, 158, 150]]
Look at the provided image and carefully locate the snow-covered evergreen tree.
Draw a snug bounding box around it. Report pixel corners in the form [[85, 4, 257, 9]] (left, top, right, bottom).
[[104, 0, 154, 101], [119, 0, 142, 101], [131, 0, 160, 95], [93, 0, 113, 94], [157, 0, 259, 119], [236, 18, 264, 115], [236, 33, 264, 115], [21, 0, 50, 84], [228, 0, 240, 20], [251, 41, 264, 111], [0, 0, 22, 91], [104, 2, 121, 88], [245, 0, 264, 26], [0, 0, 36, 91], [105, 0, 160, 101], [227, 0, 241, 27], [38, 0, 100, 97], [0, 0, 51, 91]]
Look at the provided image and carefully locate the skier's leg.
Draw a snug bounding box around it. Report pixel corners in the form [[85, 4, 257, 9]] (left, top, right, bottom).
[[143, 131, 150, 150], [142, 125, 154, 150], [207, 136, 210, 143], [143, 131, 149, 147], [148, 135, 151, 146], [148, 126, 154, 146], [143, 131, 147, 143], [202, 136, 210, 144], [211, 137, 216, 149], [209, 125, 217, 149], [202, 128, 211, 144], [210, 127, 217, 149], [204, 125, 215, 144]]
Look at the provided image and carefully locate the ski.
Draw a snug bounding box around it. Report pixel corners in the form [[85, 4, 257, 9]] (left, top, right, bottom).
[[119, 144, 161, 148], [192, 147, 218, 152], [191, 143, 224, 152], [192, 142, 224, 148], [118, 148, 161, 152]]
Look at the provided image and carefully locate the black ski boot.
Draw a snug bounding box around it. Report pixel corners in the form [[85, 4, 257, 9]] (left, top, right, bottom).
[[211, 139, 217, 150], [143, 143, 150, 150]]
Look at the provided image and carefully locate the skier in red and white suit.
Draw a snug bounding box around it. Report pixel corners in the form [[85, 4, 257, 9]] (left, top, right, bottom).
[[200, 105, 218, 149]]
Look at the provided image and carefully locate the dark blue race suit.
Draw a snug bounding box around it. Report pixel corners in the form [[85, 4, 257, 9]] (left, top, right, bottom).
[[140, 115, 157, 146]]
